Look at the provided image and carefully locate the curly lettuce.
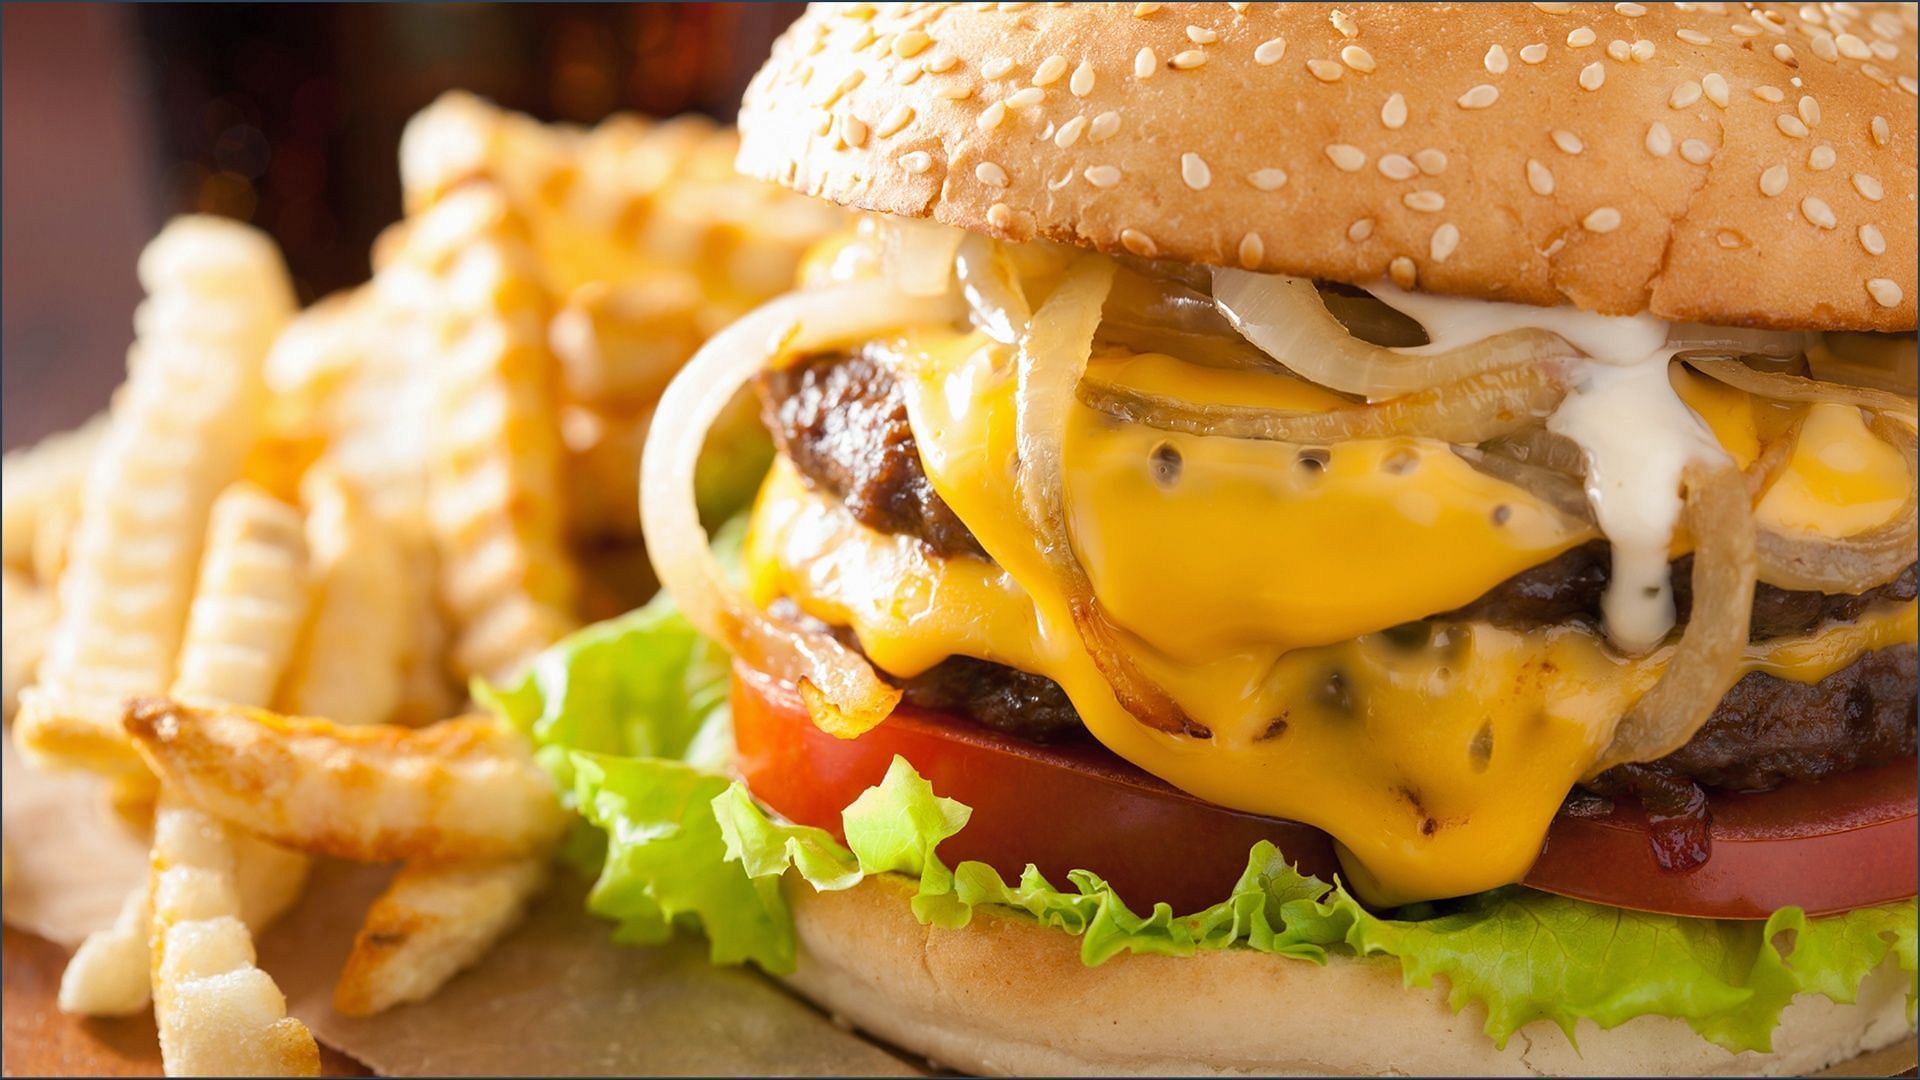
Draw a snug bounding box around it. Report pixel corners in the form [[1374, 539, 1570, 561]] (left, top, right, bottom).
[[484, 597, 1918, 1055]]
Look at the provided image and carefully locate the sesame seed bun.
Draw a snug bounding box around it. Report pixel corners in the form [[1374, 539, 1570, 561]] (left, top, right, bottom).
[[737, 2, 1918, 330], [784, 874, 1917, 1076]]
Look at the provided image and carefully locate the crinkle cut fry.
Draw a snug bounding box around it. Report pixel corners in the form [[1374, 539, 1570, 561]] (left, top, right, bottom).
[[124, 698, 567, 863], [15, 216, 294, 773], [333, 855, 551, 1016]]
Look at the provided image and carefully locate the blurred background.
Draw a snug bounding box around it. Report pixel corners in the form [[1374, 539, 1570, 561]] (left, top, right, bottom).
[[1, 2, 805, 450]]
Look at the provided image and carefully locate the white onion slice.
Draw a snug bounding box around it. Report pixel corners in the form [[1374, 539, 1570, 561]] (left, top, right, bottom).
[[954, 234, 1032, 345], [640, 281, 962, 736], [878, 216, 964, 298], [1212, 269, 1569, 400]]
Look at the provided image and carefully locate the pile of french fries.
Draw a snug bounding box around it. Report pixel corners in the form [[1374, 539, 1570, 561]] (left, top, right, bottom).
[[0, 91, 843, 1076]]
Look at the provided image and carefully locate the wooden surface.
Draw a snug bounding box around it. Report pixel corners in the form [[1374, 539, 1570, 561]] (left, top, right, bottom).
[[1, 925, 370, 1077]]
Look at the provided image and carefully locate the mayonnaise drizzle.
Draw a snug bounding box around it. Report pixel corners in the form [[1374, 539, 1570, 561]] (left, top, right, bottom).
[[1362, 283, 1730, 652]]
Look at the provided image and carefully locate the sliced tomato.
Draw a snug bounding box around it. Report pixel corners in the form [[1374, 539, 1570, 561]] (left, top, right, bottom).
[[732, 663, 1919, 918]]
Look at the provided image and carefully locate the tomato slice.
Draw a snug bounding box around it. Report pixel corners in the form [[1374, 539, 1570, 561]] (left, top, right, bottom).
[[732, 663, 1919, 918]]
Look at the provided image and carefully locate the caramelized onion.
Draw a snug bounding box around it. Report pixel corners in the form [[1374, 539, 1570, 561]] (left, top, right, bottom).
[[1588, 463, 1756, 777], [1752, 414, 1917, 593], [954, 234, 1031, 345], [1666, 323, 1808, 359], [1809, 332, 1919, 397], [1211, 268, 1570, 400], [1481, 426, 1589, 478], [1453, 446, 1595, 524], [640, 281, 962, 737], [1076, 362, 1571, 445], [1685, 357, 1920, 421], [878, 217, 964, 298], [1014, 255, 1201, 737], [1097, 266, 1278, 370]]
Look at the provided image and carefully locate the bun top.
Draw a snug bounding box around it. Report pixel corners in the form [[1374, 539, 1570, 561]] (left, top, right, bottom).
[[738, 2, 1918, 330]]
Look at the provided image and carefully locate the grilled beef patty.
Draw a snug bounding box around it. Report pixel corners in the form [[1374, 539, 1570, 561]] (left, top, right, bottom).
[[758, 352, 1920, 791]]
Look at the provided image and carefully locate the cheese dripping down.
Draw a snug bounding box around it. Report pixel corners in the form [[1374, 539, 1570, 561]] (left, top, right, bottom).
[[1363, 283, 1727, 652]]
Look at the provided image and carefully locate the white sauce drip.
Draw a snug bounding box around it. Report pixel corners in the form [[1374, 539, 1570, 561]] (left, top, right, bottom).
[[1361, 283, 1730, 652]]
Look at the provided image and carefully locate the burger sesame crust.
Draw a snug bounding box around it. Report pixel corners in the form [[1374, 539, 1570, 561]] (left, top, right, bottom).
[[737, 2, 1918, 330]]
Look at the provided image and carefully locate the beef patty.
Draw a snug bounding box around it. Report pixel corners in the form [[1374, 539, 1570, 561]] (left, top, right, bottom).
[[758, 352, 1920, 792]]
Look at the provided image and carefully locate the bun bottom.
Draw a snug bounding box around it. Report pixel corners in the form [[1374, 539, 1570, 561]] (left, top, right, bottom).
[[782, 876, 1916, 1076]]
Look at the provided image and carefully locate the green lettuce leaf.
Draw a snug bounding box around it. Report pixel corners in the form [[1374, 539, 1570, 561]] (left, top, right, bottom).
[[486, 597, 1919, 1055]]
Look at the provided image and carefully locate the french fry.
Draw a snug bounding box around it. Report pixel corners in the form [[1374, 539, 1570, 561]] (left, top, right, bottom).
[[548, 275, 704, 408], [276, 470, 409, 727], [333, 855, 549, 1016], [57, 877, 153, 1016], [16, 217, 294, 774], [171, 483, 313, 709], [401, 186, 578, 683], [1, 567, 53, 720], [125, 699, 566, 862], [149, 797, 319, 1077], [0, 412, 108, 576]]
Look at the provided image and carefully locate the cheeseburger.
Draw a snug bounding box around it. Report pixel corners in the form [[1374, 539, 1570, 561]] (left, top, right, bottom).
[[522, 2, 1920, 1074]]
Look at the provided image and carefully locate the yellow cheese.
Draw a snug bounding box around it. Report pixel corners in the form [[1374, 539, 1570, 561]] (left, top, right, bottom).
[[745, 316, 1916, 905], [1756, 402, 1911, 537]]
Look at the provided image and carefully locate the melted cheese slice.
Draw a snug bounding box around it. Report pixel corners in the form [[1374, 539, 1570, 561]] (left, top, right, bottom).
[[747, 329, 1917, 904]]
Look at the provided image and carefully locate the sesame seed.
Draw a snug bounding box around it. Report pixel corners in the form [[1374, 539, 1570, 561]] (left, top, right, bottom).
[[977, 101, 1008, 130], [1527, 158, 1556, 194], [1326, 144, 1367, 172], [976, 161, 1010, 187], [1645, 123, 1673, 156], [1331, 8, 1358, 37], [1871, 116, 1890, 147], [1533, 1, 1571, 12], [1389, 256, 1417, 289], [1583, 207, 1622, 233], [982, 56, 1015, 80], [1753, 85, 1785, 103], [1228, 1, 1249, 12], [1702, 73, 1729, 107], [1551, 129, 1584, 154], [1180, 152, 1213, 190], [1773, 42, 1796, 65], [1381, 92, 1408, 129], [1379, 154, 1418, 180], [1084, 164, 1122, 188], [1675, 28, 1712, 45], [1132, 1, 1161, 15], [1759, 164, 1788, 196], [1836, 33, 1871, 60], [893, 30, 932, 58], [1731, 23, 1759, 38], [986, 202, 1013, 230], [1485, 44, 1510, 74], [1348, 218, 1375, 242], [1047, 168, 1074, 192], [1430, 223, 1461, 262], [1134, 47, 1158, 79], [1680, 138, 1713, 164], [1579, 62, 1605, 90], [1520, 43, 1549, 64], [1120, 228, 1157, 257], [1458, 84, 1500, 109], [820, 68, 865, 107], [1248, 168, 1288, 191], [1859, 224, 1887, 255], [1414, 148, 1449, 175], [1800, 196, 1837, 229], [1872, 40, 1900, 61], [1670, 80, 1702, 108], [1810, 32, 1839, 62], [1238, 232, 1265, 269], [1608, 39, 1632, 61], [1186, 24, 1218, 44], [1342, 45, 1376, 72], [1255, 37, 1288, 65], [1798, 95, 1821, 128], [1631, 39, 1656, 61], [876, 104, 915, 138], [1615, 2, 1647, 15], [1089, 111, 1121, 142], [900, 150, 933, 174], [1171, 49, 1209, 69], [1054, 114, 1088, 148], [840, 114, 869, 148], [1070, 61, 1095, 97], [1568, 27, 1597, 47], [923, 52, 959, 73], [1006, 86, 1045, 109], [1404, 190, 1446, 212], [1866, 278, 1903, 308], [1307, 58, 1345, 82], [1898, 75, 1916, 96], [1853, 174, 1885, 201], [1808, 143, 1835, 170], [1033, 55, 1068, 85], [1776, 114, 1809, 138]]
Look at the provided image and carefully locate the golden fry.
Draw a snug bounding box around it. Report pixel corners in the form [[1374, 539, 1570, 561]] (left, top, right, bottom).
[[171, 483, 313, 709], [16, 217, 294, 773], [333, 855, 549, 1016], [1, 413, 108, 577], [1, 567, 52, 721], [276, 470, 408, 726], [125, 699, 566, 862]]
